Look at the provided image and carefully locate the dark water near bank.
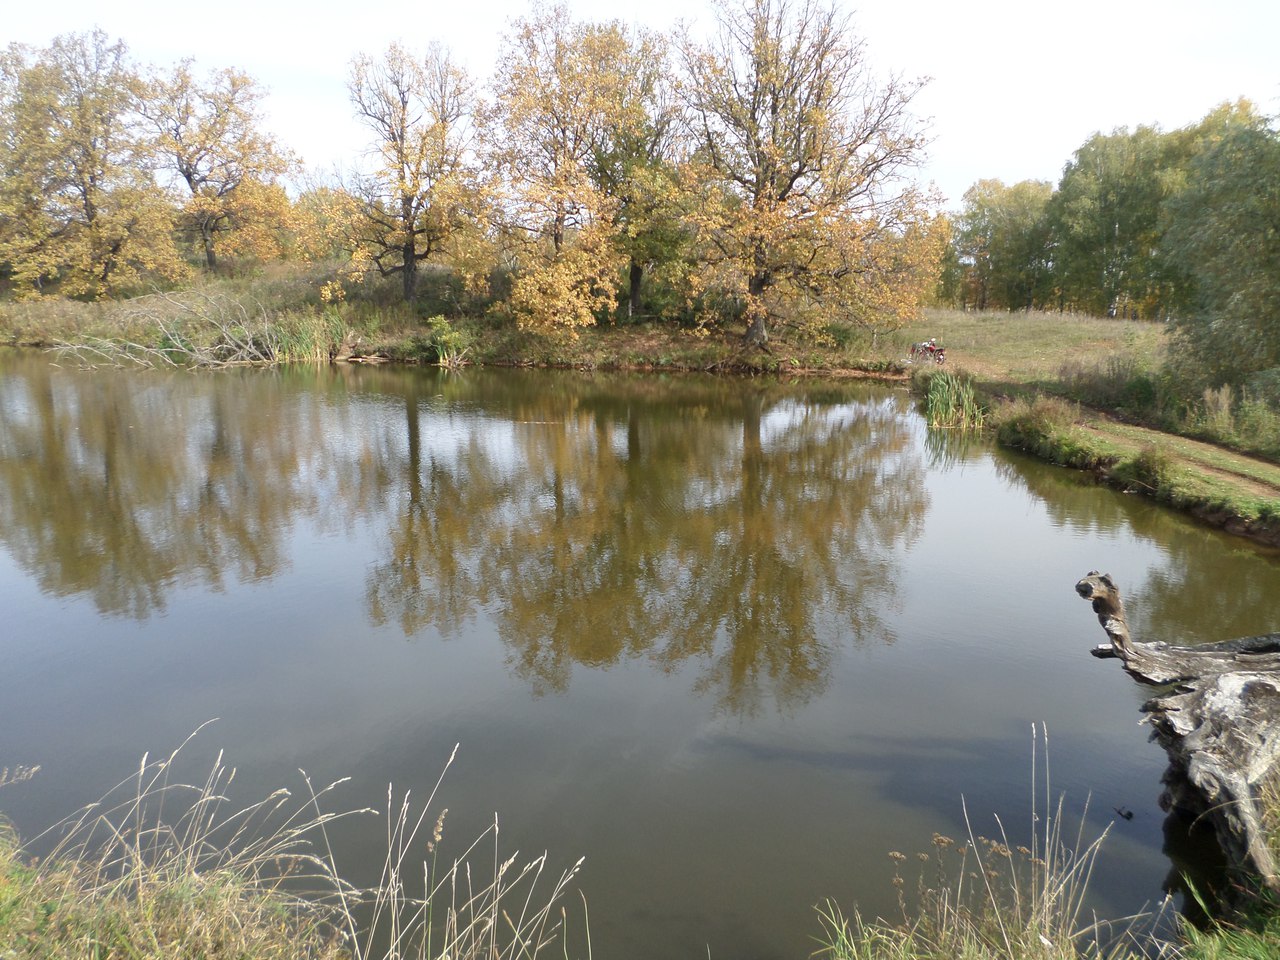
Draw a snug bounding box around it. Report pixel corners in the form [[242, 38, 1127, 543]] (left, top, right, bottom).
[[2, 350, 1278, 958]]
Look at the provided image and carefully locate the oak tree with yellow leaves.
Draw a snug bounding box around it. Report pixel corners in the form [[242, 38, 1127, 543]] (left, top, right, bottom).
[[141, 62, 295, 270], [346, 42, 478, 305], [0, 31, 184, 298], [678, 0, 943, 344], [488, 5, 662, 332]]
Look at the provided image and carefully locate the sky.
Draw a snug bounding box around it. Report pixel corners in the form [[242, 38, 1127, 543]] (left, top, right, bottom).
[[6, 0, 1279, 208]]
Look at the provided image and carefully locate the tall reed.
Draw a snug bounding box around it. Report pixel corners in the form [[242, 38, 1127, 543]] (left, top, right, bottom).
[[920, 370, 986, 429]]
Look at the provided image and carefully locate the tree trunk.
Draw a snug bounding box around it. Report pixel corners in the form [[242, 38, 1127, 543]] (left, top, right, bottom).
[[628, 261, 643, 320], [402, 242, 417, 305], [1075, 571, 1280, 900], [203, 223, 218, 271], [745, 271, 769, 345]]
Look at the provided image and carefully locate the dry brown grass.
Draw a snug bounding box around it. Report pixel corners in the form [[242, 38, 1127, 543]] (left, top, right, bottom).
[[0, 726, 584, 960]]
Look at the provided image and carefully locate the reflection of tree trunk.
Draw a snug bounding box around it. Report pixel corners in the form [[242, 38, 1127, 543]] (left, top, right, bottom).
[[741, 392, 764, 501], [1076, 571, 1280, 903], [627, 413, 640, 463], [406, 393, 421, 508]]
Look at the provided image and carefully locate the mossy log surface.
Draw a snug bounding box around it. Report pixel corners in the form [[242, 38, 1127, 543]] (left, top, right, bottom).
[[1075, 571, 1280, 896]]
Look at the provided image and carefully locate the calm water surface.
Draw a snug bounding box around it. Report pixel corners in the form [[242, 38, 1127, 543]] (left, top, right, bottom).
[[2, 350, 1279, 959]]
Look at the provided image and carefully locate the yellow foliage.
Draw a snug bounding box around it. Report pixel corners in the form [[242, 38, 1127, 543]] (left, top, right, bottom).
[[506, 221, 623, 333], [144, 61, 295, 269], [487, 6, 665, 329], [677, 0, 939, 341], [0, 31, 189, 297]]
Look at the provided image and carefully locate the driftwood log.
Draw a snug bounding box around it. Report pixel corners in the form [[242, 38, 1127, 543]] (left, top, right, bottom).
[[1076, 571, 1280, 896]]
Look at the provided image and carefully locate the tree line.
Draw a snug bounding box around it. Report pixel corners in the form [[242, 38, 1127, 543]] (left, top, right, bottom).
[[0, 0, 947, 345], [938, 100, 1280, 389]]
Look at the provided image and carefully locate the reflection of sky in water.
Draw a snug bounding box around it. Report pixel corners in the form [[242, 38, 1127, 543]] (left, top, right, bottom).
[[1, 357, 1277, 960]]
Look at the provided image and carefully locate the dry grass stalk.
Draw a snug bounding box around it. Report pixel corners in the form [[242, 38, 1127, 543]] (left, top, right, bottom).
[[3, 724, 584, 960], [816, 724, 1159, 960]]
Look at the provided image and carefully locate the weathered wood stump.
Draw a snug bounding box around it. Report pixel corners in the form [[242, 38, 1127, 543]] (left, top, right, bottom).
[[1076, 571, 1280, 897]]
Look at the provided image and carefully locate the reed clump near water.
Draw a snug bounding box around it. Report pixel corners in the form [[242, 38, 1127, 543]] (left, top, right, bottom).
[[917, 368, 986, 429], [0, 729, 583, 960]]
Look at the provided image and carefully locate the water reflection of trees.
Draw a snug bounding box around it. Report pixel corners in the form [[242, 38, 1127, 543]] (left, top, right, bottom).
[[364, 372, 930, 715], [0, 355, 932, 713], [993, 451, 1280, 645], [0, 354, 328, 617]]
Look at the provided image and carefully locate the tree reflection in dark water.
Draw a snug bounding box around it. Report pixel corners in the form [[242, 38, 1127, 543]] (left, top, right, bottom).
[[0, 355, 927, 715], [992, 447, 1280, 644], [0, 355, 317, 617], [361, 371, 929, 715]]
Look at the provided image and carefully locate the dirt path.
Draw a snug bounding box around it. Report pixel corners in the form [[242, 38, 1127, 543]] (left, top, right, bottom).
[[1080, 416, 1280, 500], [942, 347, 1280, 542]]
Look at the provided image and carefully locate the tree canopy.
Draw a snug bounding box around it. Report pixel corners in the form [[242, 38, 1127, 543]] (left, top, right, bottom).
[[345, 43, 478, 305], [678, 0, 942, 343]]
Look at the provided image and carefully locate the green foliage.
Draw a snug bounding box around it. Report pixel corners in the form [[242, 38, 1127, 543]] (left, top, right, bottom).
[[1162, 105, 1280, 385], [1172, 383, 1280, 461], [918, 369, 985, 429], [1112, 444, 1173, 494], [990, 397, 1102, 469], [1055, 354, 1162, 416], [402, 314, 472, 366], [951, 178, 1055, 311], [1178, 906, 1280, 960], [1047, 125, 1178, 319]]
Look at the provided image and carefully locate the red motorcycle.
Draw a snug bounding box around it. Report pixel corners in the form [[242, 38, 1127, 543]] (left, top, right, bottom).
[[910, 341, 946, 365]]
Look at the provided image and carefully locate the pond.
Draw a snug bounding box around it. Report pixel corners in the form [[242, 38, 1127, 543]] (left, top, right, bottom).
[[1, 350, 1279, 959]]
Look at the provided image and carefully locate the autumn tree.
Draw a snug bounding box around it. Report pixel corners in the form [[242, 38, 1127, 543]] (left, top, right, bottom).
[[346, 42, 477, 305], [584, 28, 688, 319], [0, 31, 183, 298], [487, 4, 646, 331], [141, 62, 294, 269], [678, 0, 941, 344]]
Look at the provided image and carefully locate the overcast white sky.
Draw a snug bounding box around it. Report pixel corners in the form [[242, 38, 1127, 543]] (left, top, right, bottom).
[[7, 0, 1279, 207]]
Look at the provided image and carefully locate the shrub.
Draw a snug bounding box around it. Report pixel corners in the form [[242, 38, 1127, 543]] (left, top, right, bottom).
[[1112, 445, 1173, 495], [400, 315, 473, 367]]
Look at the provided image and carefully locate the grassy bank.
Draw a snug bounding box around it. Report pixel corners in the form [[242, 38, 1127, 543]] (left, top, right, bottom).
[[0, 737, 581, 960], [6, 736, 1280, 960], [896, 309, 1280, 547]]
